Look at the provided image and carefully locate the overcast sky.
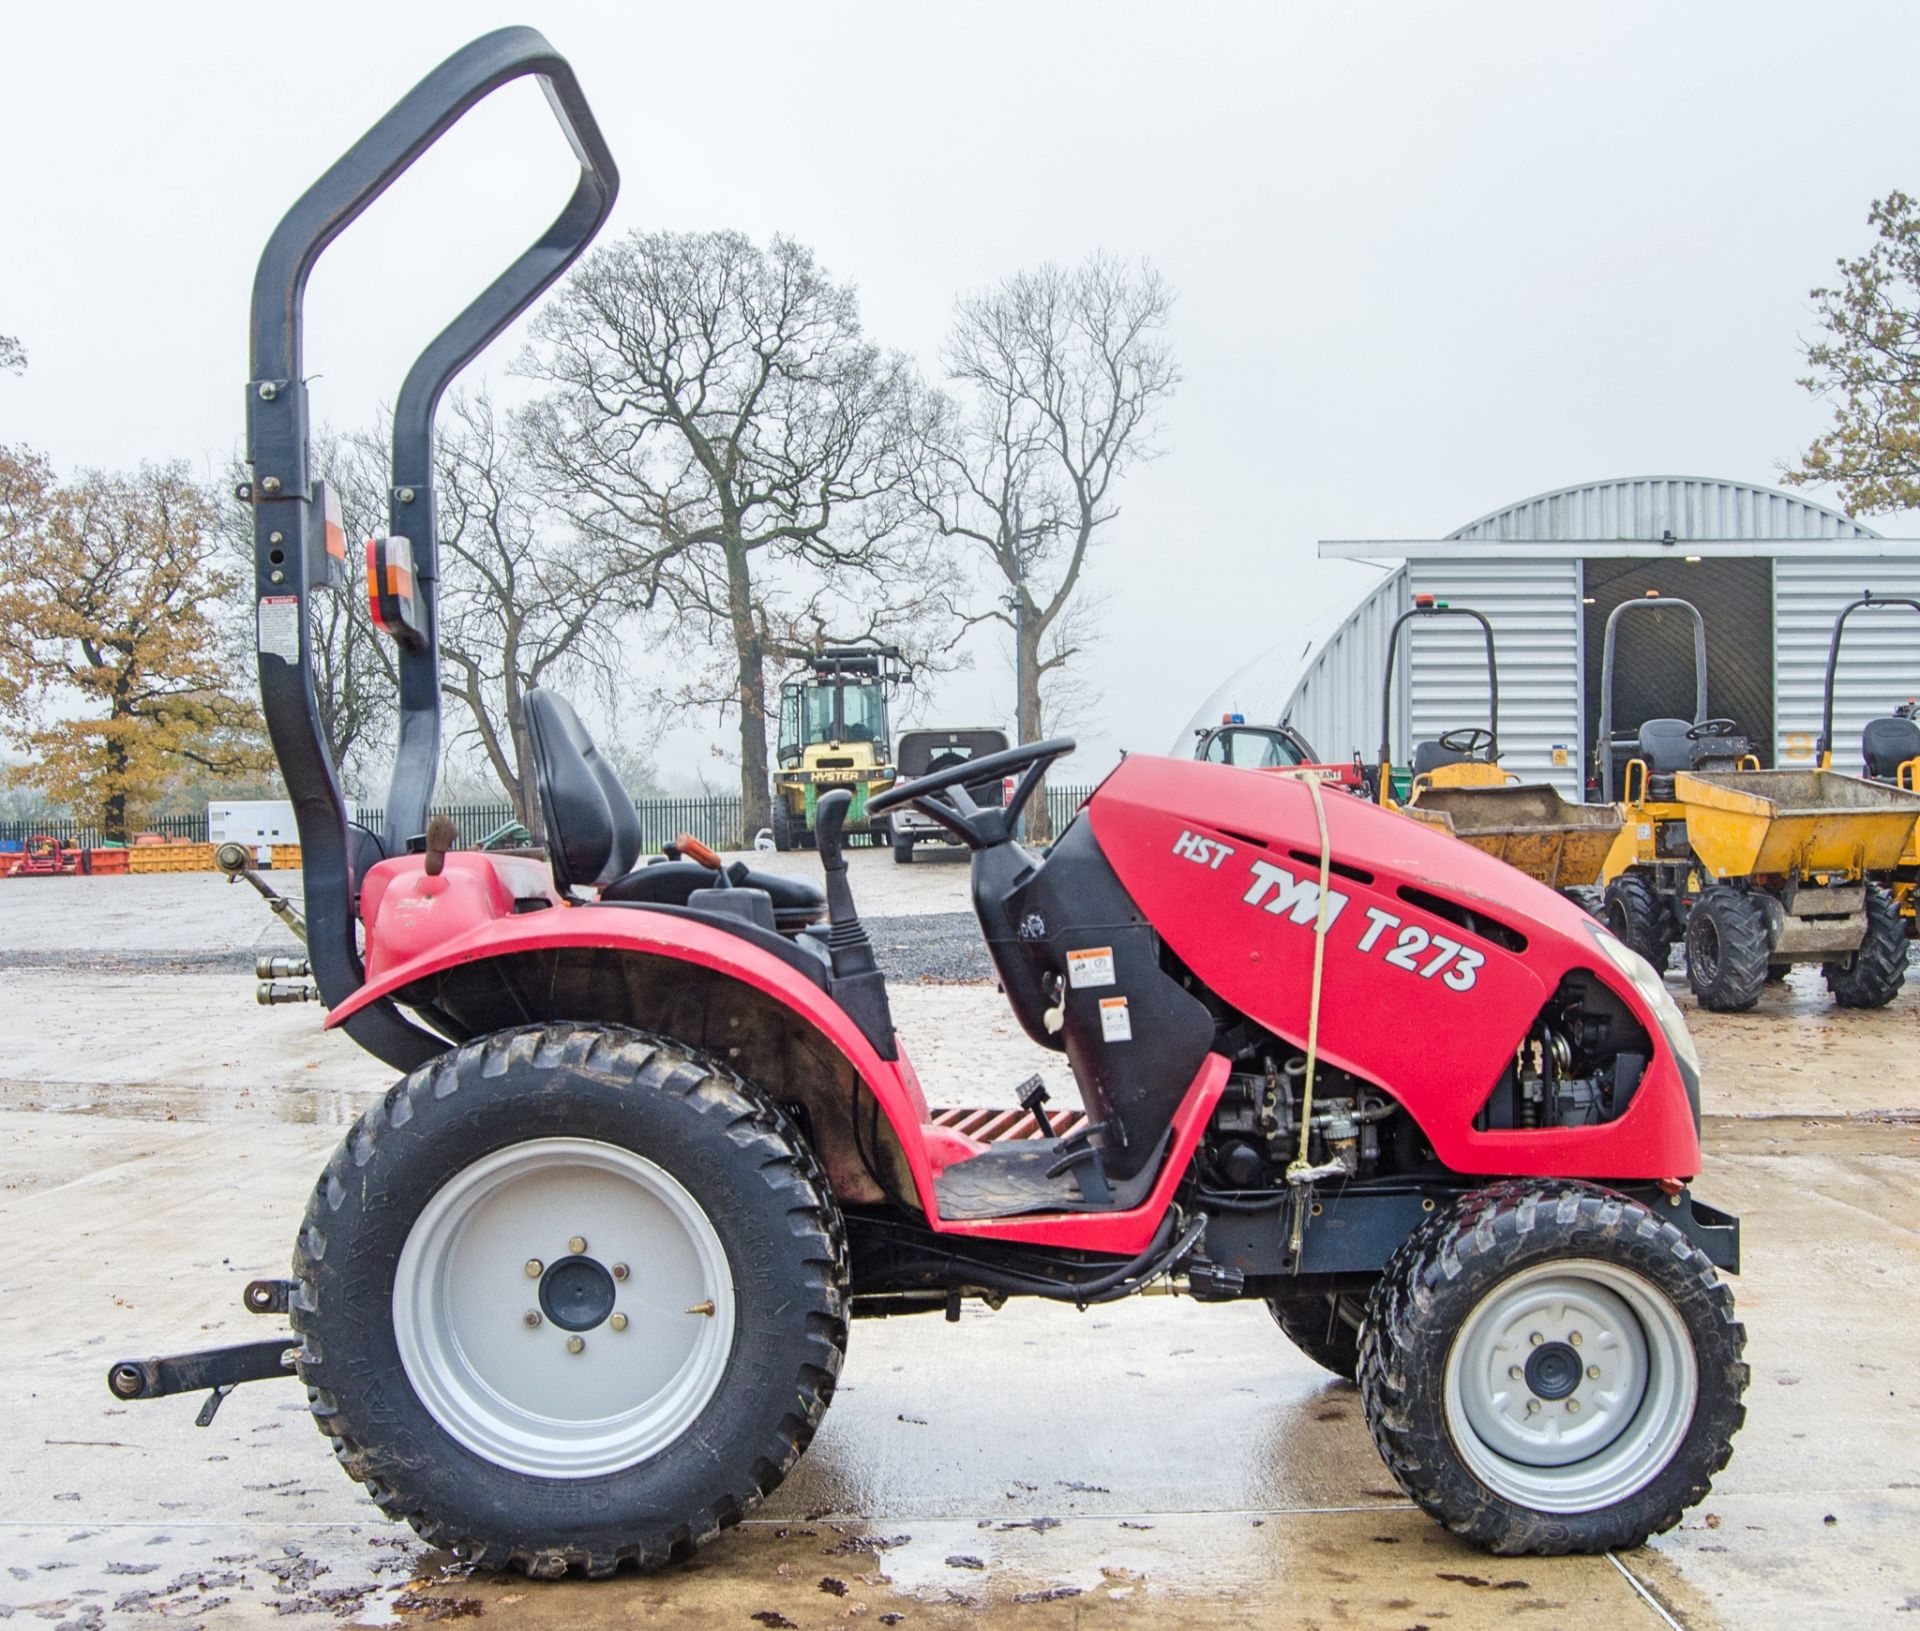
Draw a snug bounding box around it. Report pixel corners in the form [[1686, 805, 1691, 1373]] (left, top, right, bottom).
[[5, 1, 1913, 790]]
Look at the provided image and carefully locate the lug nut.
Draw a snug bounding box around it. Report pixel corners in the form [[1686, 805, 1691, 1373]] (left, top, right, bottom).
[[1508, 1366, 1522, 1380], [1566, 1399, 1580, 1413], [1526, 1400, 1541, 1415], [569, 1236, 587, 1255], [1529, 1332, 1543, 1346], [612, 1263, 630, 1281], [566, 1336, 585, 1355], [610, 1313, 628, 1332], [525, 1259, 544, 1278], [1569, 1331, 1583, 1347], [523, 1311, 541, 1329], [1587, 1365, 1601, 1380]]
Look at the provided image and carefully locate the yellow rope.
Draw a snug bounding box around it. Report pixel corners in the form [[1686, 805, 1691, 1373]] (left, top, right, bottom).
[[1286, 771, 1334, 1183]]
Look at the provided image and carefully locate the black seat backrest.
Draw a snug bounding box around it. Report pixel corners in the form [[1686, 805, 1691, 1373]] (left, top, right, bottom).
[[1863, 716, 1920, 780], [1637, 718, 1696, 774], [1412, 740, 1466, 775], [523, 688, 642, 892]]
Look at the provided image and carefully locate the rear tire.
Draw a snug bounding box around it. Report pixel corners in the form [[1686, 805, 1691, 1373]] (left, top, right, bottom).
[[291, 1025, 846, 1577], [1559, 886, 1604, 919], [1358, 1181, 1746, 1555], [1268, 1290, 1364, 1382], [1685, 886, 1769, 1011], [1603, 874, 1671, 969], [1824, 883, 1909, 1008], [770, 806, 794, 853]]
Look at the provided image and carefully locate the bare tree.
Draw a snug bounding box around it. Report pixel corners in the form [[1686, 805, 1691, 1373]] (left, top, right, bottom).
[[918, 255, 1178, 834], [434, 391, 637, 828], [519, 230, 939, 835]]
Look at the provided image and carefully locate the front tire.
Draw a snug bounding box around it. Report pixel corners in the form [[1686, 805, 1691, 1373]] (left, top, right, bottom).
[[1823, 883, 1909, 1008], [770, 804, 794, 853], [893, 832, 914, 864], [1685, 886, 1769, 1011], [1359, 1182, 1746, 1555], [292, 1026, 846, 1577], [1268, 1290, 1364, 1382], [1603, 873, 1672, 969]]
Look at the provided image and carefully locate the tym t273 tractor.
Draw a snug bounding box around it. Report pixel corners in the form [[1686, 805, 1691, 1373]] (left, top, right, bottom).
[[107, 27, 1746, 1575]]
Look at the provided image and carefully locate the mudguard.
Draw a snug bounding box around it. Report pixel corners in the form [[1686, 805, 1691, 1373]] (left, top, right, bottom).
[[1087, 755, 1702, 1181]]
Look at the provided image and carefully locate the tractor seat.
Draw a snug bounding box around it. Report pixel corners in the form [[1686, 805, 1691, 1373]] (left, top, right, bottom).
[[524, 688, 825, 932], [1636, 718, 1696, 774], [604, 858, 825, 933], [1863, 716, 1920, 781], [1412, 740, 1467, 775]]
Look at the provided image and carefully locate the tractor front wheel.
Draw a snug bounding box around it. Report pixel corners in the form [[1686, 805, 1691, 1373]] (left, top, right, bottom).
[[770, 805, 795, 853], [1685, 886, 1769, 1011], [291, 1026, 846, 1577], [1603, 874, 1672, 969], [1268, 1290, 1365, 1382], [1824, 883, 1909, 1008], [1359, 1182, 1747, 1554]]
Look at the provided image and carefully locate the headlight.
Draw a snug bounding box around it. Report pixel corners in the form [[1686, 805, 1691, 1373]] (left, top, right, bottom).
[[1589, 923, 1701, 1079]]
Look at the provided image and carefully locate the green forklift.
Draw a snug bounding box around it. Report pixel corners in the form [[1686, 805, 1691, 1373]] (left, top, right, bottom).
[[770, 647, 902, 850]]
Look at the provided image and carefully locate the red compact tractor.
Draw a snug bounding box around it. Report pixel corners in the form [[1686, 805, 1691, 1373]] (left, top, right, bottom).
[[109, 29, 1746, 1574]]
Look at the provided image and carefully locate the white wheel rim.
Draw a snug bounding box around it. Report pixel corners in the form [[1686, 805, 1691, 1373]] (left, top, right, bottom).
[[392, 1137, 735, 1479], [1442, 1259, 1697, 1514]]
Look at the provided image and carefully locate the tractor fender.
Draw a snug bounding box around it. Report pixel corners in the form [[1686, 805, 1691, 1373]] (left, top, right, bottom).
[[329, 855, 942, 1210]]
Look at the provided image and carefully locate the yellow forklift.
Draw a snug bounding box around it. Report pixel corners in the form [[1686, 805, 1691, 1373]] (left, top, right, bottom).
[[1375, 596, 1621, 909], [770, 647, 902, 851], [1818, 591, 1920, 937], [1598, 596, 1920, 1011]]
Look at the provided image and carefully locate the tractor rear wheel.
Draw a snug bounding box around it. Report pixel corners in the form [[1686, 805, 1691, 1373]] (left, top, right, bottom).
[[1824, 883, 1909, 1008], [1358, 1181, 1746, 1554], [1603, 874, 1671, 969], [770, 805, 794, 853], [291, 1025, 846, 1577], [1685, 886, 1769, 1011], [1268, 1290, 1365, 1382]]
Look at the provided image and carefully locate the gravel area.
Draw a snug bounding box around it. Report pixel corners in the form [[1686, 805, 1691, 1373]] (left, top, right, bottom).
[[0, 910, 993, 982]]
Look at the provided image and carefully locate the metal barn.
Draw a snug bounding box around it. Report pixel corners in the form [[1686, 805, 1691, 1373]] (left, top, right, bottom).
[[1277, 475, 1920, 797]]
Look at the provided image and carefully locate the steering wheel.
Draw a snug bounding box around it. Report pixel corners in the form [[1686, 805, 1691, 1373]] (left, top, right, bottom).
[[867, 737, 1077, 850], [1687, 718, 1739, 741], [1438, 726, 1496, 758]]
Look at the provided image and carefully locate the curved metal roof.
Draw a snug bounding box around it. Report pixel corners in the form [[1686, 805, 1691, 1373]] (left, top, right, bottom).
[[1446, 475, 1882, 543]]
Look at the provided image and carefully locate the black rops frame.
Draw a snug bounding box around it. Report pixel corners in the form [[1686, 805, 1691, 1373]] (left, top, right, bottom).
[[1377, 600, 1499, 773], [1818, 592, 1920, 766], [1595, 597, 1708, 803], [244, 28, 618, 1069]]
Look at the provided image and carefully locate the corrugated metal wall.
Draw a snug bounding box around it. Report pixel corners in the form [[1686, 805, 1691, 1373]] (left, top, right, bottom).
[[1282, 572, 1408, 768], [1774, 558, 1920, 773], [1407, 559, 1585, 797]]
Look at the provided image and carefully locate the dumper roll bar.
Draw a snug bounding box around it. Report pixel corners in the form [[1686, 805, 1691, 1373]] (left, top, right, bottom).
[[1818, 592, 1920, 766], [1377, 598, 1499, 793], [1596, 596, 1708, 803], [245, 28, 618, 1069]]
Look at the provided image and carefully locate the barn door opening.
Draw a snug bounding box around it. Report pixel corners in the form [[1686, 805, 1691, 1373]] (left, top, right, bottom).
[[1579, 557, 1775, 792]]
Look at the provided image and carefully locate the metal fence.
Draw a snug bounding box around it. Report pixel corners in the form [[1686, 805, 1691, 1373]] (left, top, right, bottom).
[[2, 784, 1096, 854]]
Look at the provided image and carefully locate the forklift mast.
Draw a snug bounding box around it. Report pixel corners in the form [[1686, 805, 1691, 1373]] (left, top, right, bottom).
[[243, 28, 618, 1069]]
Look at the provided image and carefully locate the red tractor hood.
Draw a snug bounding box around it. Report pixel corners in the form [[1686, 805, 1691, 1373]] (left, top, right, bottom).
[[1087, 755, 1700, 1179]]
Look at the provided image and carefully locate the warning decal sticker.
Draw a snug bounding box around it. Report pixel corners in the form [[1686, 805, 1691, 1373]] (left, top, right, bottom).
[[1098, 996, 1133, 1042], [1066, 946, 1116, 988], [258, 595, 300, 663]]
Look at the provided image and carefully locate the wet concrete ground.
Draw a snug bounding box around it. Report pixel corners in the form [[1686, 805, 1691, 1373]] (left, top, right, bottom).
[[2, 868, 1918, 1627]]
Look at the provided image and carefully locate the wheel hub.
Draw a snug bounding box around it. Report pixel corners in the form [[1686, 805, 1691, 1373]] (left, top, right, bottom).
[[1523, 1339, 1582, 1401], [539, 1254, 618, 1332]]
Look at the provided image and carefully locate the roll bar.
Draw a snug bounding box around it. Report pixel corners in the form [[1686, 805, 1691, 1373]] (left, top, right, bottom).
[[1377, 599, 1499, 786], [1818, 593, 1920, 767], [244, 28, 618, 1069], [1596, 596, 1707, 803]]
